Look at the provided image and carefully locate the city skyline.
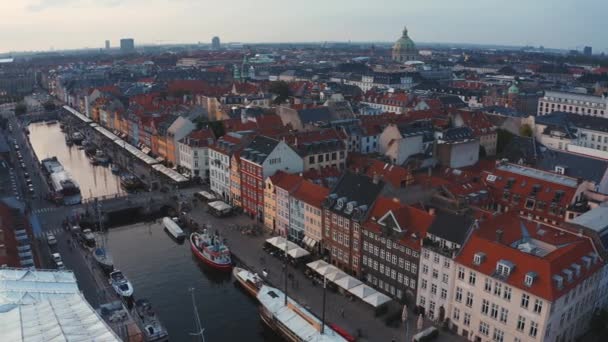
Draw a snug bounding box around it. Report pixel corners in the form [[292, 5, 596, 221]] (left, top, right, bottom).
[[1, 0, 606, 53]]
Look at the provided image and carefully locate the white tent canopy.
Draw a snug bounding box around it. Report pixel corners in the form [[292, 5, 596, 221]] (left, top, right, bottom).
[[306, 260, 329, 271], [362, 292, 392, 307], [325, 270, 347, 282], [348, 284, 376, 299], [334, 276, 363, 290], [287, 247, 310, 259]]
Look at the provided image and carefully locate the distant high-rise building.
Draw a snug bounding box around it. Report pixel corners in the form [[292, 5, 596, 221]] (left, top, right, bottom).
[[212, 36, 221, 50], [120, 38, 135, 52], [105, 40, 110, 50], [584, 46, 593, 56]]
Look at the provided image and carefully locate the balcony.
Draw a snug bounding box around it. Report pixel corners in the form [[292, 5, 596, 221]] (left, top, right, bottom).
[[422, 237, 456, 258]]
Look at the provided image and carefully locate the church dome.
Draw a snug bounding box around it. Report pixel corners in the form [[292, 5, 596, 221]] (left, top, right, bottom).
[[393, 27, 416, 51], [508, 83, 520, 95]]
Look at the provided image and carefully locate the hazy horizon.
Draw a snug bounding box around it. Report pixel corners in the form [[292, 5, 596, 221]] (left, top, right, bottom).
[[1, 0, 606, 54]]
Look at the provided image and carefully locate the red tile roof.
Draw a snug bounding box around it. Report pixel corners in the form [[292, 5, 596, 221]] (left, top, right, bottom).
[[364, 196, 435, 250], [271, 171, 304, 192], [455, 213, 602, 301], [348, 155, 414, 188], [454, 110, 496, 137], [291, 180, 330, 207]]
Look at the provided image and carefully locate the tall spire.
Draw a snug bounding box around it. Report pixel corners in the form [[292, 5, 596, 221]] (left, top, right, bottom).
[[402, 26, 408, 37]]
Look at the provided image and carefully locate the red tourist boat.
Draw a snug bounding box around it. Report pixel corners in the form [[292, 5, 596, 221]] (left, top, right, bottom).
[[189, 230, 232, 271]]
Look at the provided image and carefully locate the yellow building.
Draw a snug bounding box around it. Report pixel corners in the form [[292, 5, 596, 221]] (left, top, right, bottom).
[[230, 154, 242, 208]]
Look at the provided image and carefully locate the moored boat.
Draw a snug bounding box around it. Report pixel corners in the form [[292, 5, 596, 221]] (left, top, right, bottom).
[[135, 299, 169, 341], [189, 230, 232, 271], [109, 270, 134, 298], [162, 216, 185, 242], [257, 285, 348, 342], [93, 247, 114, 272], [233, 267, 264, 299]]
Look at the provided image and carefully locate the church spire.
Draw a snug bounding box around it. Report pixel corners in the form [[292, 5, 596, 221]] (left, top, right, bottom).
[[402, 26, 408, 37]]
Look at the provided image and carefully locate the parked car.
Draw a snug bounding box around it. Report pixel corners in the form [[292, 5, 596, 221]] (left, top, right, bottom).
[[52, 252, 62, 264], [47, 233, 57, 246]]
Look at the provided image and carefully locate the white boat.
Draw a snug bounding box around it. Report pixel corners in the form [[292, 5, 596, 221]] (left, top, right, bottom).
[[233, 267, 264, 299], [93, 247, 114, 272], [109, 270, 134, 298], [162, 217, 185, 242], [257, 285, 348, 342], [135, 299, 169, 341]]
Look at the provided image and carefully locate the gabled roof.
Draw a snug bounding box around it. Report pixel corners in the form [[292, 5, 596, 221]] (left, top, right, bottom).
[[241, 135, 280, 164], [535, 149, 608, 185], [323, 172, 384, 220], [291, 180, 330, 208], [426, 211, 474, 245], [364, 196, 435, 250], [455, 213, 602, 301]]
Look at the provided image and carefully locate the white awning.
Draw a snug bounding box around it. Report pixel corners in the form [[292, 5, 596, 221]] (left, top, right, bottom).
[[306, 260, 329, 271], [334, 276, 362, 290], [287, 247, 310, 259], [325, 270, 347, 282], [348, 284, 376, 299], [362, 292, 392, 307]]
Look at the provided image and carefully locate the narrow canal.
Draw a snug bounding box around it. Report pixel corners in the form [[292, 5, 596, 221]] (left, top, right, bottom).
[[28, 122, 124, 199], [106, 222, 281, 341]]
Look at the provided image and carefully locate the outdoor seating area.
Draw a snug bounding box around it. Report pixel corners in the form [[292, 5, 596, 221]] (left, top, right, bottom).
[[306, 260, 391, 309], [263, 237, 312, 266]]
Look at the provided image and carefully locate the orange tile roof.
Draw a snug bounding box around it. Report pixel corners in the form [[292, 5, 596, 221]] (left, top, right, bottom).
[[272, 171, 304, 192], [455, 213, 602, 301]]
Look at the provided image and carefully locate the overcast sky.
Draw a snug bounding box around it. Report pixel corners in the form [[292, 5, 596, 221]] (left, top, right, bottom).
[[0, 0, 605, 53]]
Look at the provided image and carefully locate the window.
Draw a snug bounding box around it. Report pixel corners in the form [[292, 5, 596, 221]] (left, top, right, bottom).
[[422, 264, 429, 274], [421, 279, 427, 290], [464, 313, 471, 326], [484, 278, 492, 292], [433, 254, 440, 263], [493, 282, 502, 297], [444, 259, 450, 268], [479, 321, 489, 336], [466, 292, 474, 307], [481, 299, 489, 315], [529, 321, 538, 338], [503, 286, 512, 301], [440, 288, 447, 299], [458, 267, 465, 280], [521, 294, 530, 309], [419, 296, 425, 306], [533, 299, 542, 314], [431, 284, 437, 295], [432, 269, 439, 279], [499, 308, 508, 323], [442, 274, 449, 284], [453, 308, 460, 321], [469, 272, 476, 285], [490, 303, 499, 319], [455, 287, 463, 302], [492, 328, 504, 342], [516, 316, 526, 332]]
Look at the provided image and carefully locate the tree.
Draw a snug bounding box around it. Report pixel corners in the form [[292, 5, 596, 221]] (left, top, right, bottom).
[[268, 81, 290, 104], [14, 102, 27, 115], [519, 124, 533, 137], [207, 121, 225, 138], [496, 129, 515, 155]]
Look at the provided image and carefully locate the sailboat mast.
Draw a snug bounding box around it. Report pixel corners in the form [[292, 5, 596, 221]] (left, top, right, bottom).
[[190, 288, 206, 342], [321, 276, 326, 334]]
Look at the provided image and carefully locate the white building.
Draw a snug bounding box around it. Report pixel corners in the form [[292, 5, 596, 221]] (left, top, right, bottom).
[[537, 90, 608, 118], [416, 212, 473, 321], [209, 132, 251, 201], [448, 215, 603, 342], [178, 129, 215, 180]]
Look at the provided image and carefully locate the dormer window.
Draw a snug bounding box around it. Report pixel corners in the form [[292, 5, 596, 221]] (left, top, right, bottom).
[[563, 269, 573, 282], [524, 272, 537, 287], [553, 275, 564, 290], [473, 252, 486, 265], [582, 256, 592, 270], [571, 263, 581, 278], [496, 260, 514, 278]]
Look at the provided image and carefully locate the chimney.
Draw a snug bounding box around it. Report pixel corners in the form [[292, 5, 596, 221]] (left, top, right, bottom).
[[496, 229, 504, 243]]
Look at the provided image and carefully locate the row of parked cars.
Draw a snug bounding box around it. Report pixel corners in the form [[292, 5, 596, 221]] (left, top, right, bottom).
[[12, 138, 36, 196]]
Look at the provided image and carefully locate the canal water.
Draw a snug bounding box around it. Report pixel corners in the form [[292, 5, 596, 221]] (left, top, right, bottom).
[[28, 122, 124, 199], [105, 222, 281, 342]]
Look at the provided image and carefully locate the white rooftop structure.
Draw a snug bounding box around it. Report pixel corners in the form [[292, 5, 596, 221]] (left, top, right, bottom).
[[0, 268, 120, 342], [497, 163, 579, 188], [570, 206, 608, 232]]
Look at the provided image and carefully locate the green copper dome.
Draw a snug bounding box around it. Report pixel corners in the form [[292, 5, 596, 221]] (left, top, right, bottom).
[[508, 83, 520, 95], [393, 26, 416, 51]]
